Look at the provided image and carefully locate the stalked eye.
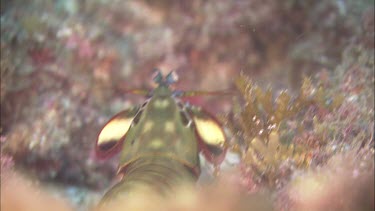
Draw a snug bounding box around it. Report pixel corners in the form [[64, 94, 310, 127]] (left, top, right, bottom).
[[153, 70, 163, 84], [165, 71, 178, 84], [96, 107, 139, 159]]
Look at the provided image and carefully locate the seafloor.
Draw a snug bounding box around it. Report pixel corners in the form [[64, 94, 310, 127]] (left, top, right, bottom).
[[1, 0, 374, 210]]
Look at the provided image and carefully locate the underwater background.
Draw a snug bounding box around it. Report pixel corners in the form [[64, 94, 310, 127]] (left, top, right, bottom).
[[1, 0, 374, 210]]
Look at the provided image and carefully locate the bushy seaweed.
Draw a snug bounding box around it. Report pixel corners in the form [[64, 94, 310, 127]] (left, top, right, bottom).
[[228, 73, 355, 187]]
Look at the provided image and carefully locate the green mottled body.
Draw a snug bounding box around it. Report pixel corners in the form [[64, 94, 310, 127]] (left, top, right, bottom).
[[99, 85, 200, 205], [119, 85, 200, 174], [96, 72, 226, 206]]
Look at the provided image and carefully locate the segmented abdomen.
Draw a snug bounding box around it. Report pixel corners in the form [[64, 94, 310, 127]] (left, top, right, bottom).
[[99, 156, 197, 205]]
